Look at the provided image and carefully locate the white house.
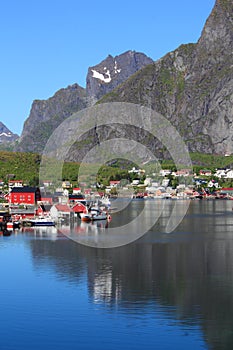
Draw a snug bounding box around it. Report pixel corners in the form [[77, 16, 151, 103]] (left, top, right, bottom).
[[162, 179, 170, 187], [50, 203, 73, 222], [159, 169, 171, 177], [128, 167, 145, 175], [214, 169, 228, 178], [132, 180, 140, 185]]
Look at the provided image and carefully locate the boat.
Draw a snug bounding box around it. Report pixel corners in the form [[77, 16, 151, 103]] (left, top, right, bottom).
[[90, 207, 108, 221], [30, 216, 55, 226], [79, 212, 92, 222], [79, 206, 111, 222]]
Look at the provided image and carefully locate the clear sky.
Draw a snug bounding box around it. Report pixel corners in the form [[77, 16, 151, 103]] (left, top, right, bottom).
[[0, 0, 215, 135]]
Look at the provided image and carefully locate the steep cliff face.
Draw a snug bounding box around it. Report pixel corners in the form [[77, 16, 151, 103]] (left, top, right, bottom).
[[100, 0, 233, 156], [190, 0, 233, 154], [16, 84, 87, 153], [86, 50, 153, 103]]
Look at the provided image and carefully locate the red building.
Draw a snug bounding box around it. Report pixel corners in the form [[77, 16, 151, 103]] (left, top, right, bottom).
[[40, 194, 54, 204], [8, 186, 41, 205], [72, 202, 87, 214]]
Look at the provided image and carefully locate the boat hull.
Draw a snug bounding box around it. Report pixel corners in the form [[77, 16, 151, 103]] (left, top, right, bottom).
[[80, 212, 108, 222], [80, 213, 92, 222], [31, 222, 55, 226], [30, 217, 55, 226], [92, 214, 107, 221]]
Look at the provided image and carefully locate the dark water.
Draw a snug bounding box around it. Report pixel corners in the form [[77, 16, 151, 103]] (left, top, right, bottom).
[[1, 199, 233, 350]]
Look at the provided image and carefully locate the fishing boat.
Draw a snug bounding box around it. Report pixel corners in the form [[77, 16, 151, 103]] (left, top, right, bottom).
[[79, 206, 111, 222], [79, 212, 92, 222], [90, 207, 108, 221], [30, 216, 55, 226]]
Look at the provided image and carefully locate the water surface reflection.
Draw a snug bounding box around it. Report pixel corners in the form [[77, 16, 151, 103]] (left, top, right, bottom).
[[25, 200, 233, 349]]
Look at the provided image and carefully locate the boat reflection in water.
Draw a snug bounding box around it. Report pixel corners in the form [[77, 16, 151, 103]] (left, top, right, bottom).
[[58, 219, 109, 245], [0, 229, 12, 236], [21, 225, 59, 240]]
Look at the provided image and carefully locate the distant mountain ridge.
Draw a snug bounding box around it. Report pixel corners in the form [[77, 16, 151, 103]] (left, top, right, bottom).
[[0, 122, 18, 146], [13, 0, 233, 160], [16, 84, 87, 153]]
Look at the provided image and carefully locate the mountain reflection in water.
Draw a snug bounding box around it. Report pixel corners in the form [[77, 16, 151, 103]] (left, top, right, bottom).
[[0, 200, 233, 350], [25, 200, 233, 350]]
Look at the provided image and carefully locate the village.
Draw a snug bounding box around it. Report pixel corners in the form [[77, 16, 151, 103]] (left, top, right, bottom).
[[0, 164, 233, 231]]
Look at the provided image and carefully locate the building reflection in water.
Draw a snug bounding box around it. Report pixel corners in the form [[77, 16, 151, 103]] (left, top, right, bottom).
[[26, 199, 233, 349], [92, 268, 122, 304]]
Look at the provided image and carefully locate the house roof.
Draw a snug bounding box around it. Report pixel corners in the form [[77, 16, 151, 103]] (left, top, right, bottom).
[[10, 186, 39, 193], [41, 194, 53, 202], [39, 204, 52, 211], [55, 204, 72, 212], [69, 194, 85, 199]]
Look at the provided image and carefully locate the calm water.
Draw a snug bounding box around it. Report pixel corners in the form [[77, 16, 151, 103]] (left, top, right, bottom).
[[1, 199, 233, 350]]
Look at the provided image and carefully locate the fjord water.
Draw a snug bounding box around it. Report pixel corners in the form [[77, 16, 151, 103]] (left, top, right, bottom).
[[1, 199, 233, 350]]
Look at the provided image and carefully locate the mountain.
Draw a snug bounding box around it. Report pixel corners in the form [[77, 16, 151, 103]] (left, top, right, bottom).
[[86, 50, 153, 103], [16, 84, 87, 153], [0, 122, 19, 148], [100, 0, 233, 156], [15, 0, 233, 160], [15, 51, 153, 154]]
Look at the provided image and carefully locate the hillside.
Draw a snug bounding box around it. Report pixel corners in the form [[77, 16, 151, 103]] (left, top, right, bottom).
[[0, 151, 233, 189]]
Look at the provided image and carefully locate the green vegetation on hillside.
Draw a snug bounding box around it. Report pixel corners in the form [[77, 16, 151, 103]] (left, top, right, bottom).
[[0, 151, 41, 186], [1, 151, 233, 190]]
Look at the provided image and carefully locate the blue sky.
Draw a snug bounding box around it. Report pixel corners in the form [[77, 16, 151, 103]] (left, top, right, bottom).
[[0, 0, 215, 135]]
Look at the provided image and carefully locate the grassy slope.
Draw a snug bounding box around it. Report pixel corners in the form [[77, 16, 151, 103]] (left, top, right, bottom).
[[0, 151, 233, 187]]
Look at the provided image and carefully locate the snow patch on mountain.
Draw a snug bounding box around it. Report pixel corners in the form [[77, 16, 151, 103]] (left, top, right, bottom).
[[0, 132, 12, 137], [114, 60, 121, 74], [92, 69, 112, 83]]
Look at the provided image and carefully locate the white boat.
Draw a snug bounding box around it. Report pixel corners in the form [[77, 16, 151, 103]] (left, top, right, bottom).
[[90, 207, 108, 221], [30, 216, 55, 226], [79, 206, 110, 222]]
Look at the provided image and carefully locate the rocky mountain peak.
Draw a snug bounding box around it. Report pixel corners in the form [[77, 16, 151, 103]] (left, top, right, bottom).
[[194, 0, 233, 65], [0, 122, 18, 144], [86, 50, 153, 102]]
